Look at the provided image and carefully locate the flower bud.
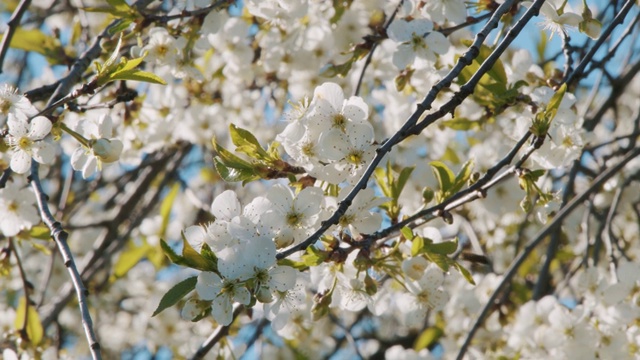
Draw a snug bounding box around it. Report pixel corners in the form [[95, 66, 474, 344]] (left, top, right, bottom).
[[91, 138, 123, 163]]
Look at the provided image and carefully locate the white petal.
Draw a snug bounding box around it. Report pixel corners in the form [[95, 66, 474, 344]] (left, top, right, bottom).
[[266, 184, 294, 215], [426, 31, 450, 55], [31, 142, 55, 165], [28, 116, 52, 139], [233, 286, 252, 305], [7, 114, 28, 137], [318, 129, 349, 161], [342, 96, 368, 123], [10, 150, 31, 174], [211, 190, 241, 221], [211, 295, 234, 325], [196, 272, 223, 300], [388, 19, 411, 42], [313, 82, 344, 110], [183, 225, 207, 251], [393, 44, 415, 70], [268, 266, 297, 292]]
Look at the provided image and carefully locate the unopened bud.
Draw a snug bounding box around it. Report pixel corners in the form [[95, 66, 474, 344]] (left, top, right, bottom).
[[92, 138, 123, 163]]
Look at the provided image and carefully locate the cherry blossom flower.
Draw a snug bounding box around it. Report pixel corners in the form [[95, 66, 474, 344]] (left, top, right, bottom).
[[524, 0, 582, 39], [70, 114, 123, 178], [421, 0, 467, 25], [0, 181, 40, 236], [6, 114, 55, 174], [387, 18, 449, 69], [195, 271, 250, 325], [264, 184, 324, 248], [0, 84, 37, 124]]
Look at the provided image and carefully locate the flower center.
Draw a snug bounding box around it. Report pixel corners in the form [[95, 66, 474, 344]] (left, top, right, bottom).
[[17, 137, 33, 151], [346, 150, 363, 165], [286, 212, 302, 227], [333, 113, 346, 130]]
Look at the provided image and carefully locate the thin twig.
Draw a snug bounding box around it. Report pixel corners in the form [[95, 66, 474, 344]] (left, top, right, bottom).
[[353, 0, 404, 97], [9, 239, 33, 341], [30, 162, 102, 360], [563, 0, 636, 85], [455, 146, 640, 360], [143, 0, 232, 24], [190, 305, 243, 360], [0, 0, 32, 74]]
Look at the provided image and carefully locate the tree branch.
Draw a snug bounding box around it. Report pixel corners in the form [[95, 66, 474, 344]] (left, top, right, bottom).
[[30, 162, 102, 360], [0, 0, 32, 75]]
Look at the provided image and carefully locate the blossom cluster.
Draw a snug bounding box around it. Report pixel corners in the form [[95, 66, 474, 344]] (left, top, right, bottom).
[[0, 0, 638, 359]]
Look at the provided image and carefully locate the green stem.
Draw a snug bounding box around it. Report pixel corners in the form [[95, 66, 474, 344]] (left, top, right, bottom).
[[59, 122, 91, 148]]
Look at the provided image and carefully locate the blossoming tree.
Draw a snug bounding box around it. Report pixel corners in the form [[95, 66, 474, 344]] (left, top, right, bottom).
[[1, 0, 640, 358]]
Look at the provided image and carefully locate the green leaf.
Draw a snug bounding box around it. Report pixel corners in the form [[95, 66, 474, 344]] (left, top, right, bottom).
[[5, 28, 68, 65], [160, 237, 216, 272], [424, 238, 458, 255], [181, 232, 216, 271], [83, 0, 135, 17], [373, 166, 392, 198], [160, 239, 182, 264], [103, 33, 123, 71], [14, 297, 43, 346], [108, 19, 133, 35], [229, 124, 271, 161], [544, 83, 567, 122], [451, 159, 474, 194], [453, 262, 476, 285], [414, 326, 444, 351], [212, 137, 261, 183], [393, 166, 415, 199], [277, 258, 308, 270], [430, 161, 455, 201], [320, 59, 355, 78], [302, 246, 327, 266], [213, 158, 260, 183], [28, 225, 51, 240], [152, 276, 198, 317], [425, 252, 451, 272], [200, 243, 218, 272], [160, 183, 180, 237], [105, 69, 167, 85], [400, 226, 414, 241], [441, 118, 481, 131], [112, 240, 151, 279], [411, 236, 424, 257]]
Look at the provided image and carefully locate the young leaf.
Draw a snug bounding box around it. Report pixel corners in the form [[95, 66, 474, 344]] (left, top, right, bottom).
[[181, 232, 216, 271], [229, 124, 271, 161], [424, 238, 458, 255], [430, 161, 455, 201], [112, 240, 152, 279], [14, 297, 44, 346], [414, 326, 444, 351], [160, 183, 181, 237], [103, 69, 167, 85], [152, 276, 198, 317], [453, 262, 476, 285], [400, 226, 414, 241], [411, 236, 424, 257], [451, 159, 475, 194], [545, 83, 567, 121]]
